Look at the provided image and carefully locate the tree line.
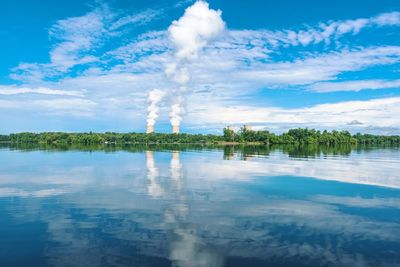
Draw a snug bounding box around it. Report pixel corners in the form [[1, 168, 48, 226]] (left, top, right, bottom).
[[0, 127, 399, 145], [223, 127, 400, 145]]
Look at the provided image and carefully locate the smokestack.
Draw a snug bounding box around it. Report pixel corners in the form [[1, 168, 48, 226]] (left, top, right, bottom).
[[146, 124, 154, 134], [172, 125, 180, 134]]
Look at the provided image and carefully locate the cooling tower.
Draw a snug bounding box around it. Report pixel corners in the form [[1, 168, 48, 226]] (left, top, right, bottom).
[[146, 124, 154, 134], [172, 125, 180, 134]]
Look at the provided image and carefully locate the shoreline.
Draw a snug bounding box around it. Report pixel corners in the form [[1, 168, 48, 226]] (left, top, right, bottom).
[[1, 129, 399, 146]]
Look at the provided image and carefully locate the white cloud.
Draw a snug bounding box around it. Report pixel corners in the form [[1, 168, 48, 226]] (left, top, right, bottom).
[[373, 11, 400, 25], [168, 1, 225, 60], [11, 5, 163, 82], [4, 44, 400, 129], [209, 11, 400, 50], [3, 4, 400, 132], [106, 31, 168, 65], [310, 79, 400, 92], [11, 7, 110, 82], [108, 42, 400, 91], [10, 6, 400, 82], [7, 45, 398, 128], [47, 7, 111, 70], [110, 9, 162, 30], [263, 11, 400, 47], [0, 98, 97, 117], [188, 96, 400, 132], [0, 85, 84, 97], [232, 46, 400, 86]]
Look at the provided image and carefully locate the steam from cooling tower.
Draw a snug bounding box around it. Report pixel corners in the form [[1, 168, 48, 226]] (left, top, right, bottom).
[[165, 0, 225, 131], [170, 96, 184, 133], [147, 89, 166, 133]]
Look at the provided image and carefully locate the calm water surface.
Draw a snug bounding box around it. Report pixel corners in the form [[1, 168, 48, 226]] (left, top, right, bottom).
[[0, 145, 399, 267]]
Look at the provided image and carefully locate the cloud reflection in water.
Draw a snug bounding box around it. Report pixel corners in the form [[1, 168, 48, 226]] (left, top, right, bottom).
[[0, 146, 399, 267]]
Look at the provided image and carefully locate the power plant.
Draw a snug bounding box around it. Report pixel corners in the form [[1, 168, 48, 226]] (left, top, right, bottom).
[[146, 123, 254, 134], [145, 124, 180, 134], [244, 124, 252, 131]]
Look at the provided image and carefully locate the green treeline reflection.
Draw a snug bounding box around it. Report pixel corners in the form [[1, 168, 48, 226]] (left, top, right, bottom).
[[1, 142, 398, 160]]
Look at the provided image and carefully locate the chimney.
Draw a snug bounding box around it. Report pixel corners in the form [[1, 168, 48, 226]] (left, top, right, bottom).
[[146, 124, 154, 134], [172, 125, 180, 134]]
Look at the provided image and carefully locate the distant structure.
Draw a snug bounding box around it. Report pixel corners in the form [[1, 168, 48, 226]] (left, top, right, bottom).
[[243, 125, 252, 131], [225, 125, 253, 132], [172, 125, 180, 134]]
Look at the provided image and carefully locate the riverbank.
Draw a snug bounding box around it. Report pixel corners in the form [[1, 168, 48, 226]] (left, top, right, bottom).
[[1, 128, 399, 146]]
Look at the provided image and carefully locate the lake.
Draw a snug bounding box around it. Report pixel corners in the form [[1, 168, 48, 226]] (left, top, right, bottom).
[[0, 144, 399, 267]]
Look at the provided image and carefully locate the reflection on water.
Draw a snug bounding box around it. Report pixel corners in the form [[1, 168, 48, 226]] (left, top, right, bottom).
[[0, 144, 399, 267]]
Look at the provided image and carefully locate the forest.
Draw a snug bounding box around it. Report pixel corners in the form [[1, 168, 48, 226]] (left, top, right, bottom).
[[0, 127, 399, 145]]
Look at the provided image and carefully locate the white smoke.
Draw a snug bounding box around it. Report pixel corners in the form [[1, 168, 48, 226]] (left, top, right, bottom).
[[170, 95, 185, 127], [166, 0, 225, 127], [147, 89, 166, 126], [168, 1, 225, 61]]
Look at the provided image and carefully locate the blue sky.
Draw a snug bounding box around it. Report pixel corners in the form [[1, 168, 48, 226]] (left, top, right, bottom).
[[0, 0, 400, 134]]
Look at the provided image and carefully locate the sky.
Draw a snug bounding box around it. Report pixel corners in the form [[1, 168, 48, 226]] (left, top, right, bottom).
[[0, 0, 400, 134]]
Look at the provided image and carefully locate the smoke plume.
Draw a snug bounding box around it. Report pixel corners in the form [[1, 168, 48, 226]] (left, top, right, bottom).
[[166, 0, 225, 128], [147, 89, 166, 127]]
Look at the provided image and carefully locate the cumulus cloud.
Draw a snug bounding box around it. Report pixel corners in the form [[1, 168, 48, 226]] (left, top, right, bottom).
[[168, 1, 225, 61]]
